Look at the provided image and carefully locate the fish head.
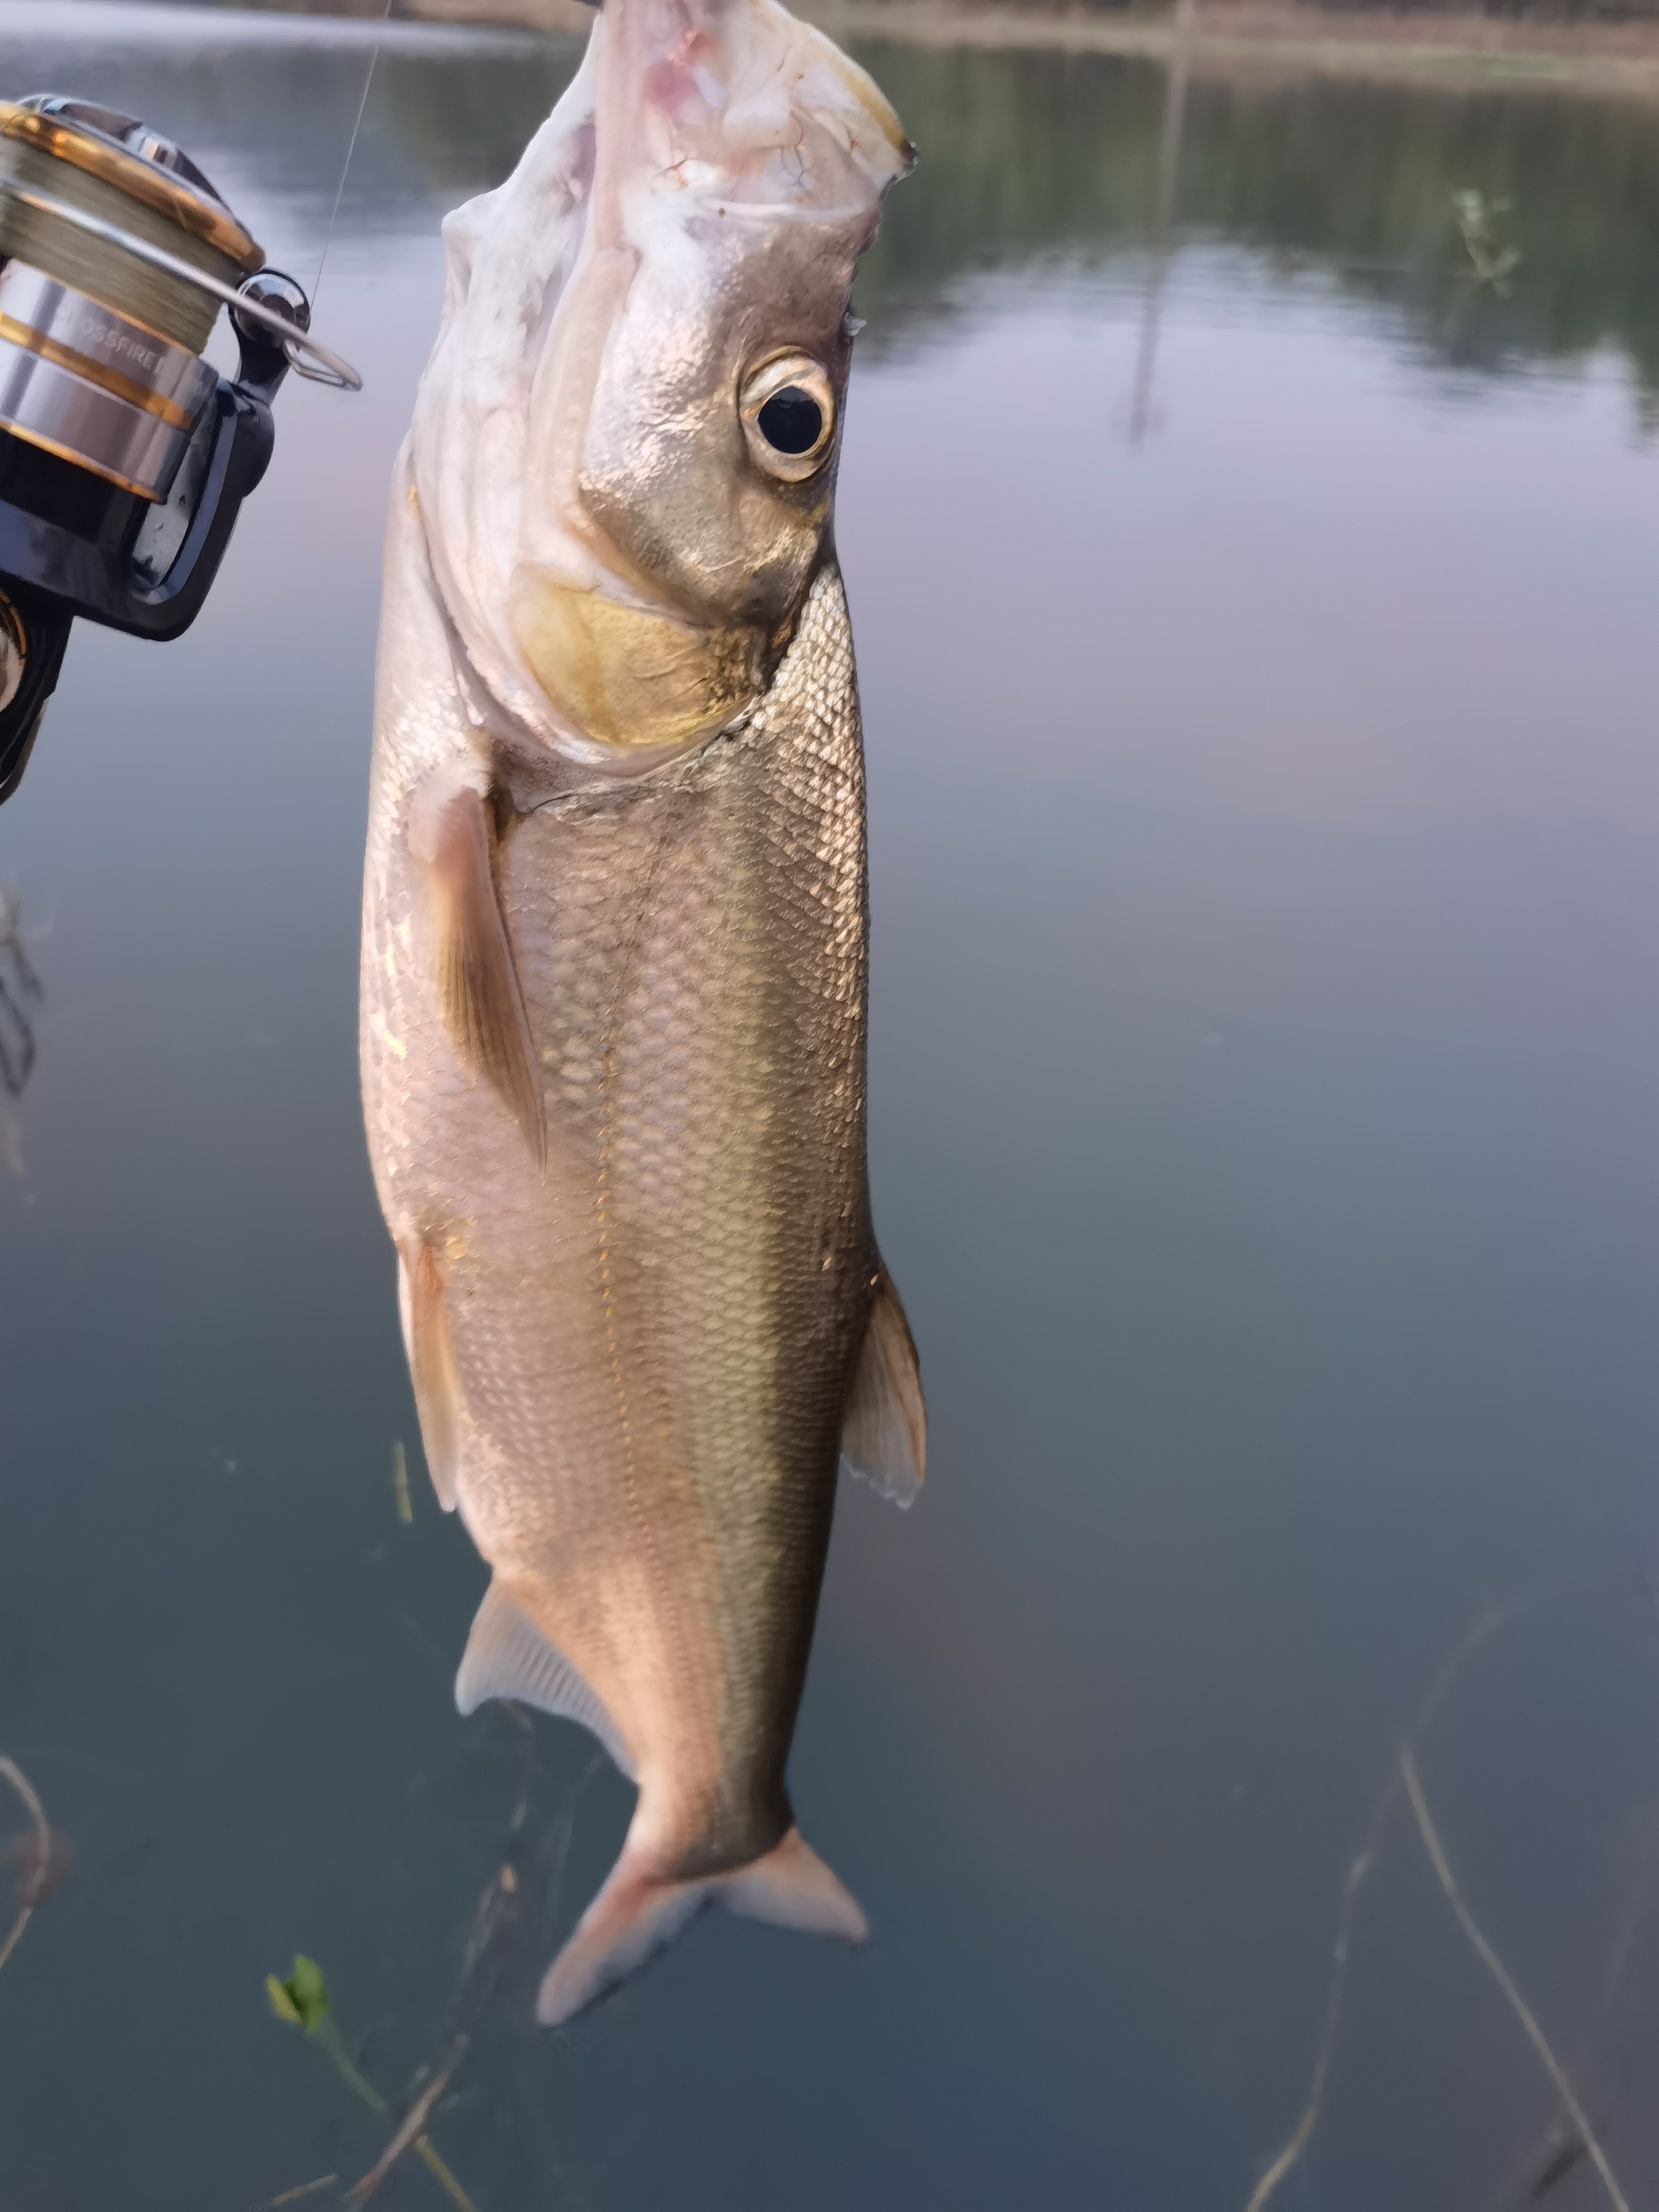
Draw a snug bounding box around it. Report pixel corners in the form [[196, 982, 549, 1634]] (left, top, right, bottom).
[[410, 0, 911, 767]]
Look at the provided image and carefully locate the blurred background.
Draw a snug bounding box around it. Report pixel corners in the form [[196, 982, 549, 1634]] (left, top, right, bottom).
[[3, 2, 1659, 2207]]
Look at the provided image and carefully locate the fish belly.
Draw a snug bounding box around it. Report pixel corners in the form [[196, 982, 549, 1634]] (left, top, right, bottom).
[[361, 563, 874, 1875]]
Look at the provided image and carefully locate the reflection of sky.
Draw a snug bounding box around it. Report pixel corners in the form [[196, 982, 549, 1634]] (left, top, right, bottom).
[[2, 18, 1659, 2209]]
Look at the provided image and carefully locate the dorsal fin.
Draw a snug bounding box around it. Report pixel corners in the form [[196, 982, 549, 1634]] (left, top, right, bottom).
[[456, 1579, 635, 1779], [400, 1240, 460, 1511], [421, 778, 545, 1169], [839, 1267, 926, 1507]]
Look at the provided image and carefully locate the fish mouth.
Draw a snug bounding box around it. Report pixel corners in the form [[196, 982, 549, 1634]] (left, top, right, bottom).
[[586, 0, 911, 203]]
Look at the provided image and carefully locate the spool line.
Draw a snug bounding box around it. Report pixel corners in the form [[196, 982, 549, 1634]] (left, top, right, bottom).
[[0, 183, 361, 389], [0, 102, 261, 269]]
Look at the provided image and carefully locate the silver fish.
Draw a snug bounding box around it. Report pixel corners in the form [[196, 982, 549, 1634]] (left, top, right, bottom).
[[360, 0, 921, 2025]]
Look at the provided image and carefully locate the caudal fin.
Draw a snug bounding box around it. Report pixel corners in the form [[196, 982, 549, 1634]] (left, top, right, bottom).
[[536, 1826, 867, 2027]]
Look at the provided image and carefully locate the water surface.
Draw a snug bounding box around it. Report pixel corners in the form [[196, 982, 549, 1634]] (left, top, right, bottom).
[[2, 9, 1659, 2207]]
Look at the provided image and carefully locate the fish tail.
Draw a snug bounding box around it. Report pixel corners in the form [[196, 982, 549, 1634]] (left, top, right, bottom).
[[535, 1826, 867, 2027]]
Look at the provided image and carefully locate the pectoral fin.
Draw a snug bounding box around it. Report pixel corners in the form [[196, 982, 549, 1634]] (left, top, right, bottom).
[[400, 1241, 460, 1511], [839, 1267, 926, 1507], [423, 781, 544, 1168], [456, 1577, 634, 1779]]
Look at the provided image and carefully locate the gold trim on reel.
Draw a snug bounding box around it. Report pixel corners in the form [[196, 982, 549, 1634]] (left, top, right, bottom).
[[0, 98, 258, 354], [0, 100, 262, 273]]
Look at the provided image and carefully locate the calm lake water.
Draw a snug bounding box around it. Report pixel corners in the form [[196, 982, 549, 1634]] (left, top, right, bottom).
[[3, 5, 1659, 2206]]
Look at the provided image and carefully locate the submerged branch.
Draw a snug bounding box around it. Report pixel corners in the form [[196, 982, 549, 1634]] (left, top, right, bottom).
[[1400, 1745, 1629, 2212]]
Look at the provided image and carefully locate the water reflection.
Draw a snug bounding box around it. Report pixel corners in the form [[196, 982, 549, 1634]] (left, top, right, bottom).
[[1, 6, 1658, 2208], [856, 43, 1659, 396], [15, 9, 1659, 388]]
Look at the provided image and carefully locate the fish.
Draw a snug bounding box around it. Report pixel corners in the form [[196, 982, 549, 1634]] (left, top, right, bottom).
[[359, 0, 920, 2026]]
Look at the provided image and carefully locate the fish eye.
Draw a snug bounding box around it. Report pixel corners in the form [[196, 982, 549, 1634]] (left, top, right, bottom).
[[758, 387, 824, 455], [739, 353, 835, 483]]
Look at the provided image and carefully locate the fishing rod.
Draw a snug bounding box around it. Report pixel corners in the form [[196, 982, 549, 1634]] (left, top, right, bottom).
[[0, 95, 364, 807]]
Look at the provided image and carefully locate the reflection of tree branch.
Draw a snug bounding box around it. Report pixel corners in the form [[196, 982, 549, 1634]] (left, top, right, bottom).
[[1129, 0, 1193, 444], [1400, 1745, 1629, 2212], [1246, 1601, 1515, 2212], [1452, 190, 1521, 296]]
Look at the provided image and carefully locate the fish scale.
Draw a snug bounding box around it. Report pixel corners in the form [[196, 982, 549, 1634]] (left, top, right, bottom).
[[482, 565, 873, 1835]]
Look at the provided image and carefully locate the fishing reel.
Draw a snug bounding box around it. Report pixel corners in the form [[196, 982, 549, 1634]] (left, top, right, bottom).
[[0, 95, 361, 806]]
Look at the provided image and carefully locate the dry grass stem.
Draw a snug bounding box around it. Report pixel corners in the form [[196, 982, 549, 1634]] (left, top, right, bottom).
[[0, 1754, 50, 1977], [405, 2130, 475, 2209], [253, 2178, 340, 2210], [1399, 1745, 1630, 2212], [348, 2035, 469, 2204], [1242, 1837, 1377, 2212], [1244, 1601, 1514, 2212]]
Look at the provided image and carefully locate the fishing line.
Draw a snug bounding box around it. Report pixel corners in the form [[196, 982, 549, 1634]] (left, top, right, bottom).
[[312, 0, 394, 312]]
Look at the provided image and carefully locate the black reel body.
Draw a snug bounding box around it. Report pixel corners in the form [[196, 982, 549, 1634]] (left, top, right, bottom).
[[0, 97, 359, 805]]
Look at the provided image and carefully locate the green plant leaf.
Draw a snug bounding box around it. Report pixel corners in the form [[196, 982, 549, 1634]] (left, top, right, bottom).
[[268, 1954, 330, 2033], [265, 1973, 301, 2025]]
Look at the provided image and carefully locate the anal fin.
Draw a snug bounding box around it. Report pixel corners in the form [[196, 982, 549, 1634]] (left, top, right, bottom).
[[839, 1266, 927, 1507], [400, 1241, 460, 1511], [456, 1578, 635, 1780], [422, 779, 544, 1168]]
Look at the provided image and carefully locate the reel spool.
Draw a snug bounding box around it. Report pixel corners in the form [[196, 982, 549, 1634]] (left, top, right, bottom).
[[0, 95, 361, 805]]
